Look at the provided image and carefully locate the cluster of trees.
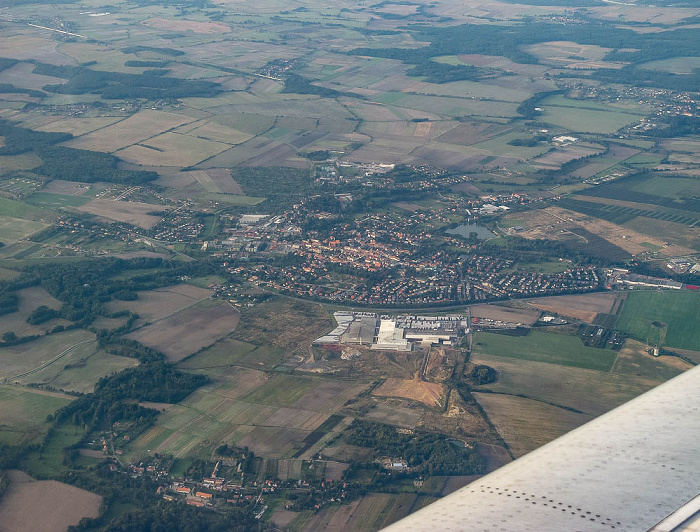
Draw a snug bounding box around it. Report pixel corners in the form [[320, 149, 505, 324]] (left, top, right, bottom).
[[26, 305, 59, 325], [233, 166, 313, 211], [0, 83, 45, 98], [282, 73, 342, 98], [0, 257, 218, 332], [646, 114, 700, 138], [82, 501, 258, 532], [406, 61, 486, 84], [508, 136, 546, 147], [347, 420, 485, 475], [124, 60, 170, 67], [34, 62, 220, 99], [516, 90, 563, 119], [0, 119, 156, 184], [481, 236, 610, 266], [468, 364, 498, 385], [35, 146, 158, 185], [593, 66, 700, 93], [122, 45, 185, 57], [0, 119, 72, 155], [95, 363, 209, 404], [0, 58, 18, 72], [0, 292, 18, 316], [304, 149, 332, 161], [55, 354, 207, 431]]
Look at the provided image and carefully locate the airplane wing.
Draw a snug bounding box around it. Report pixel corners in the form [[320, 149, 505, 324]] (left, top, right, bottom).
[[383, 364, 700, 532]]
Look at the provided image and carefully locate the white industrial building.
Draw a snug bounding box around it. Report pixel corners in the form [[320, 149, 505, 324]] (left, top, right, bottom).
[[315, 313, 466, 351], [371, 320, 411, 351]]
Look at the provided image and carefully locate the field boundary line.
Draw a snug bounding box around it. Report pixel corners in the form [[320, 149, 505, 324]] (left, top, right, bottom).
[[129, 296, 214, 332], [475, 389, 595, 416], [7, 338, 96, 381]]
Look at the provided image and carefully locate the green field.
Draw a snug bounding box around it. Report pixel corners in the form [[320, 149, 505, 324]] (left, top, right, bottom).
[[639, 56, 700, 75], [0, 386, 73, 446], [26, 192, 92, 208], [0, 197, 49, 221], [473, 330, 617, 371], [242, 374, 319, 407], [0, 329, 97, 380], [0, 215, 47, 245], [177, 337, 286, 372], [17, 349, 139, 394], [539, 106, 642, 134], [616, 291, 700, 350], [20, 421, 86, 478]]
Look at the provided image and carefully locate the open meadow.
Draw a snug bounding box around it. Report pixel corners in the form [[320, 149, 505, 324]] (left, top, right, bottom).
[[0, 386, 73, 446], [16, 348, 139, 394], [0, 286, 71, 338], [125, 299, 240, 362], [473, 392, 592, 458], [616, 291, 700, 350], [105, 283, 212, 324], [470, 350, 671, 418], [472, 330, 617, 371], [0, 329, 96, 381]]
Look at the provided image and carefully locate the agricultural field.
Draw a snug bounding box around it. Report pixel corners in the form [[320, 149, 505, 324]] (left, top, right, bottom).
[[526, 292, 625, 323], [0, 293, 72, 340], [63, 110, 196, 153], [16, 348, 139, 394], [116, 132, 231, 167], [538, 106, 643, 134], [469, 304, 541, 325], [126, 370, 368, 461], [105, 283, 212, 324], [0, 470, 101, 532], [292, 492, 404, 532], [472, 330, 617, 371], [178, 337, 286, 371], [0, 216, 47, 245], [639, 56, 700, 74], [473, 392, 592, 458], [76, 199, 166, 229], [531, 143, 605, 171], [125, 299, 240, 362], [615, 291, 700, 351], [506, 205, 694, 258], [0, 386, 73, 446], [471, 351, 672, 418], [0, 329, 96, 381]]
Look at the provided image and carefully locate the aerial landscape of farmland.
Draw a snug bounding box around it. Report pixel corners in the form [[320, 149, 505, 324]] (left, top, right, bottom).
[[0, 0, 698, 529]]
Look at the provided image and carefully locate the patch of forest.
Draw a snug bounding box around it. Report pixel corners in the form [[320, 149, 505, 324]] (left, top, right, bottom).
[[33, 62, 220, 99]]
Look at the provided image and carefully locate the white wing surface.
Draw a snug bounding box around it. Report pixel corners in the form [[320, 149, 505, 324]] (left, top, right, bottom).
[[383, 364, 700, 532]]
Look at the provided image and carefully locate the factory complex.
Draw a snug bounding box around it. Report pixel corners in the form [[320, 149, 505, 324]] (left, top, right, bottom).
[[314, 312, 468, 351]]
